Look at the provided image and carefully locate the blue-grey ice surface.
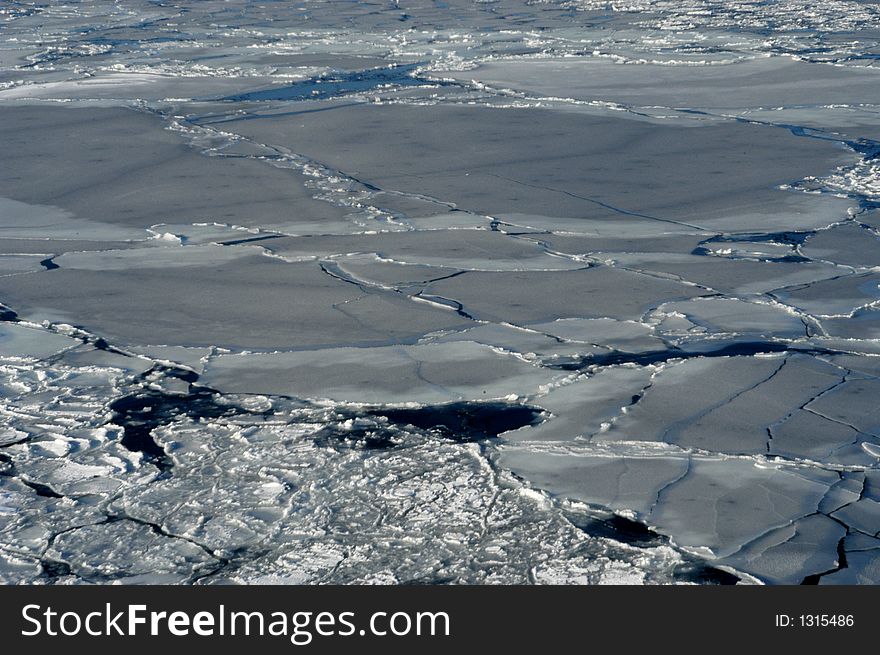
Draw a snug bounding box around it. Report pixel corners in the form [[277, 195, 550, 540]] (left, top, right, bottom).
[[1, 0, 880, 585]]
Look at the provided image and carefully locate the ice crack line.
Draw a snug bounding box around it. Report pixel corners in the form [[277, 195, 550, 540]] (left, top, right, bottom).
[[483, 172, 709, 231]]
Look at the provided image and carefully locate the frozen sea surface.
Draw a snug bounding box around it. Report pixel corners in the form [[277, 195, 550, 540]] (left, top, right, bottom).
[[1, 0, 880, 585]]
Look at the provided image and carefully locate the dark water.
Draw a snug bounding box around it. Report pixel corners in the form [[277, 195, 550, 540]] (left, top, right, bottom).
[[546, 341, 839, 371], [223, 64, 444, 102], [109, 388, 242, 472], [315, 401, 545, 450], [373, 401, 544, 441]]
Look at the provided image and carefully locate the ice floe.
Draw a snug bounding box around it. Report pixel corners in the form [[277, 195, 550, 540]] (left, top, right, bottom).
[[2, 0, 879, 585]]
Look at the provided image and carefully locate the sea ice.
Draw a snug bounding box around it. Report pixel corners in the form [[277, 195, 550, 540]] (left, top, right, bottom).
[[1, 0, 878, 585]]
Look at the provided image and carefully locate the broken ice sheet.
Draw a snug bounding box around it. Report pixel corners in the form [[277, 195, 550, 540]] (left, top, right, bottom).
[[651, 459, 837, 558], [503, 366, 656, 443], [651, 297, 807, 339], [2, 0, 880, 586], [0, 254, 50, 276], [52, 242, 257, 271], [0, 106, 351, 233], [720, 514, 845, 585], [528, 317, 670, 352], [772, 272, 880, 318], [420, 267, 705, 324], [263, 229, 584, 271], [499, 446, 838, 564], [0, 197, 145, 241], [800, 222, 880, 268], [0, 72, 285, 104], [822, 307, 880, 341], [805, 378, 880, 437], [820, 550, 880, 585], [425, 322, 603, 362], [441, 56, 880, 111], [200, 341, 563, 404], [0, 256, 474, 349], [597, 354, 857, 458], [218, 100, 856, 232], [608, 252, 843, 295], [0, 323, 79, 360]]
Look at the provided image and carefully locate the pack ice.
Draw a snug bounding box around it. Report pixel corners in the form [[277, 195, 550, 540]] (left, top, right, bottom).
[[1, 0, 879, 585]]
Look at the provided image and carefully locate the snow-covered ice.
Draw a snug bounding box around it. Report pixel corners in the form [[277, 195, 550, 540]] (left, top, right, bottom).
[[1, 0, 879, 585]]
